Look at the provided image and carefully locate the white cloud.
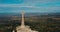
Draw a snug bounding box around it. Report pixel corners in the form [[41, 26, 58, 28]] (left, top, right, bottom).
[[0, 4, 33, 7]]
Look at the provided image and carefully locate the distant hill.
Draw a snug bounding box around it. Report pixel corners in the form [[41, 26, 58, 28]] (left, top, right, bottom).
[[0, 12, 60, 23]]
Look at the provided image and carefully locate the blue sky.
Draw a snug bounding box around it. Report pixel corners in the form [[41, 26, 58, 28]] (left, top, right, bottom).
[[0, 0, 60, 13]]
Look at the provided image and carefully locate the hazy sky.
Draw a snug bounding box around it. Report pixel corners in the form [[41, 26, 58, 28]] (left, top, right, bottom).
[[0, 0, 60, 13]]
